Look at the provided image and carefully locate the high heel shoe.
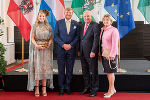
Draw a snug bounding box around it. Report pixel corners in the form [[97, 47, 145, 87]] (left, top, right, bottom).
[[35, 86, 40, 97], [104, 89, 116, 96], [42, 86, 47, 96], [104, 90, 116, 98]]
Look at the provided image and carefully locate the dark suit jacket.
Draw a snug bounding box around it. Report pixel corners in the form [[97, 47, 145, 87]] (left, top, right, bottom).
[[80, 21, 100, 57], [54, 19, 80, 49], [54, 19, 80, 55]]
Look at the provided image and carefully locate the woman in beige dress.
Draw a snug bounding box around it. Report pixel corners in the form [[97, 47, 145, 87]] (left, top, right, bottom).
[[27, 9, 53, 97]]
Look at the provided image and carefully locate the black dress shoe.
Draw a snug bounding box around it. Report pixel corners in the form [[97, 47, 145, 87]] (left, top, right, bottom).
[[66, 89, 72, 95], [80, 89, 89, 95], [59, 89, 64, 96], [90, 91, 97, 97]]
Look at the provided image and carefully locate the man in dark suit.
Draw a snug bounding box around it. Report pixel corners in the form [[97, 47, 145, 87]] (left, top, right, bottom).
[[79, 11, 100, 97], [54, 8, 79, 96]]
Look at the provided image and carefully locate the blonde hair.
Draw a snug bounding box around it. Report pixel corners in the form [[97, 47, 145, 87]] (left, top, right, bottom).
[[65, 8, 73, 12], [35, 11, 50, 30], [102, 14, 113, 24]]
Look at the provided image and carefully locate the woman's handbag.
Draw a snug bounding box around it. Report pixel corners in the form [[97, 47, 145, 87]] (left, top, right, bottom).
[[102, 49, 117, 69], [102, 49, 111, 57]]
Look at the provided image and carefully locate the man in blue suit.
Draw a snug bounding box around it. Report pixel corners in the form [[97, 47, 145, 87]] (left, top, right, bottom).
[[54, 8, 80, 96]]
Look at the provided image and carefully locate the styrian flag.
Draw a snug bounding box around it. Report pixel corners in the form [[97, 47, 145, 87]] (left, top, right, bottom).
[[71, 0, 99, 23]]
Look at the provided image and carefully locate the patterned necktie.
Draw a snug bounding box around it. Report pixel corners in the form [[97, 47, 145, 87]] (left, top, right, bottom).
[[83, 24, 88, 37]]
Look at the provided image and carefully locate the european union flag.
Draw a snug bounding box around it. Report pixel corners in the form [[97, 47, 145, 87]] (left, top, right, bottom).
[[104, 0, 135, 38]]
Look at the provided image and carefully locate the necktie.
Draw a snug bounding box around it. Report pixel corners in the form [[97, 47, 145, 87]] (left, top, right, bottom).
[[66, 20, 70, 34], [83, 24, 88, 37]]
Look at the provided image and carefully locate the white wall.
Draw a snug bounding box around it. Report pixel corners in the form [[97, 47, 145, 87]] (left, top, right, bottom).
[[4, 0, 15, 43], [132, 0, 148, 24], [0, 0, 4, 18]]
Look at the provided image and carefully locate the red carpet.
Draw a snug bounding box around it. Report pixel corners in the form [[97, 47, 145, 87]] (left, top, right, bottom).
[[6, 61, 29, 72], [0, 91, 150, 100]]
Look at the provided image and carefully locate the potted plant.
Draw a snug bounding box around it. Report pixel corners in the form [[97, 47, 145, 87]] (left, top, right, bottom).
[[0, 41, 7, 75], [0, 17, 7, 90]]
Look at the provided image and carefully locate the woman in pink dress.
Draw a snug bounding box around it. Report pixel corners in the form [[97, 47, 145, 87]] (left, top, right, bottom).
[[99, 14, 119, 98]]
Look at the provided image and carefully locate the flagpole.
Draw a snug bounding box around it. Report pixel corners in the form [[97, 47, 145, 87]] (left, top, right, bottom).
[[118, 38, 127, 73], [22, 37, 24, 69], [145, 18, 150, 72], [118, 39, 120, 69], [15, 37, 28, 72]]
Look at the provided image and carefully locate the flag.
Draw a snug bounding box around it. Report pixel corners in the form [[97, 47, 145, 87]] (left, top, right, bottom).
[[71, 0, 99, 23], [104, 0, 135, 38], [7, 0, 35, 41], [39, 0, 65, 34], [138, 0, 150, 24]]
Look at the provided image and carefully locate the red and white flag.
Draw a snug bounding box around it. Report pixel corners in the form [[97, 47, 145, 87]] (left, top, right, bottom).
[[7, 0, 34, 41]]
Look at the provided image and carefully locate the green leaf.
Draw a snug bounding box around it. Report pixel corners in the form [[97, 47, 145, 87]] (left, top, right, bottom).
[[0, 42, 7, 75]]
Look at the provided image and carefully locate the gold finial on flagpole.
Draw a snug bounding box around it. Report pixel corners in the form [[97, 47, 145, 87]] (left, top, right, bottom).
[[146, 69, 150, 72], [36, 2, 39, 6]]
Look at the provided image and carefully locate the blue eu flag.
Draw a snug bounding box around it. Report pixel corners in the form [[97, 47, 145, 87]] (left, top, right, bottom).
[[104, 0, 135, 38]]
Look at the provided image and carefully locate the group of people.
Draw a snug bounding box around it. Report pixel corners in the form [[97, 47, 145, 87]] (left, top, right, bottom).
[[27, 8, 119, 98]]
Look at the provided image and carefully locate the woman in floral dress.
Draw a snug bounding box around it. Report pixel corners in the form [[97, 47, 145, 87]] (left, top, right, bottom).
[[27, 9, 53, 97]]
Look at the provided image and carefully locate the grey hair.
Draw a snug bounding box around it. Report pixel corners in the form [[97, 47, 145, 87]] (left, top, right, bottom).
[[83, 10, 92, 17]]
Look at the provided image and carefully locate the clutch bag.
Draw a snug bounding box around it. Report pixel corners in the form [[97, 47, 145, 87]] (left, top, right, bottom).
[[39, 42, 49, 48], [102, 49, 118, 69], [102, 49, 111, 57]]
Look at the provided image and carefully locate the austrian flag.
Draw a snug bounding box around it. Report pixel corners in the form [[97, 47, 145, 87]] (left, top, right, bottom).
[[7, 0, 34, 41]]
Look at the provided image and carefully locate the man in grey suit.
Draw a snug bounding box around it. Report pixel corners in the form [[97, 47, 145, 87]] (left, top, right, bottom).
[[79, 11, 100, 97]]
